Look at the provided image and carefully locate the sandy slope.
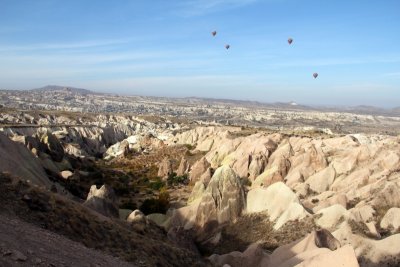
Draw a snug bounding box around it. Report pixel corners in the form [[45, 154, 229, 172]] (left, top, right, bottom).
[[0, 214, 135, 267]]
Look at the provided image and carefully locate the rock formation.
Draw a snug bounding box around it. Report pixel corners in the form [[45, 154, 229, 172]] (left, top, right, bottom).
[[0, 132, 51, 188], [209, 230, 359, 267], [190, 157, 211, 182], [83, 184, 119, 218], [176, 157, 190, 176], [247, 182, 309, 229], [158, 158, 173, 180], [169, 165, 245, 233]]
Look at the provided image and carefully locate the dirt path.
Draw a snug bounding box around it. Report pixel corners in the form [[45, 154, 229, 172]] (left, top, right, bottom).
[[0, 214, 135, 267]]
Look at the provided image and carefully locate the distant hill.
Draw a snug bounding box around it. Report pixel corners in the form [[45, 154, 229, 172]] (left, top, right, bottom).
[[391, 107, 400, 115], [31, 85, 98, 95], [182, 97, 315, 110]]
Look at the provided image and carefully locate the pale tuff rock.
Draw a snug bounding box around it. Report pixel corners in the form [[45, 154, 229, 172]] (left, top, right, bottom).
[[169, 166, 245, 231], [195, 165, 245, 227], [104, 139, 130, 160], [316, 204, 353, 230], [103, 134, 166, 160], [331, 168, 371, 193], [83, 184, 119, 218], [190, 157, 211, 182], [246, 182, 309, 229], [380, 207, 400, 233], [250, 140, 292, 185], [157, 158, 173, 180], [171, 127, 217, 147], [333, 221, 400, 266], [127, 209, 146, 223], [305, 166, 336, 194], [350, 204, 376, 224], [199, 167, 213, 185], [365, 222, 381, 239], [312, 193, 348, 213], [187, 181, 206, 204], [371, 182, 400, 208], [176, 157, 190, 176], [286, 141, 327, 181], [60, 170, 73, 180], [209, 230, 359, 267]]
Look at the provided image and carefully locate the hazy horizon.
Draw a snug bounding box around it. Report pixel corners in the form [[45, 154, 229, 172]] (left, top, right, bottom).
[[2, 84, 399, 109], [1, 0, 399, 107]]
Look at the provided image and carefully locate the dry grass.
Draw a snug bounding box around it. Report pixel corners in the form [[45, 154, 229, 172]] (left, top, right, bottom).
[[0, 173, 208, 267], [200, 212, 317, 255]]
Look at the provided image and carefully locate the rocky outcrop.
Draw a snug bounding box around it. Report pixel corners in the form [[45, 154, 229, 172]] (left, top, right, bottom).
[[38, 132, 65, 162], [187, 181, 206, 204], [60, 170, 73, 180], [333, 221, 400, 266], [209, 230, 359, 267], [246, 182, 309, 229], [83, 184, 118, 218], [157, 158, 173, 180], [104, 139, 130, 160], [195, 165, 245, 227], [127, 209, 146, 223], [190, 157, 210, 182], [169, 166, 245, 232], [0, 132, 51, 188], [380, 208, 400, 233], [316, 204, 353, 230], [305, 166, 336, 194], [176, 157, 190, 176]]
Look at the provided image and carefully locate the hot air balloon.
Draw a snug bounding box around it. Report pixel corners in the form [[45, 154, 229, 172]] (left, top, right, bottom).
[[211, 31, 217, 36], [313, 73, 318, 79], [225, 44, 230, 49], [288, 38, 293, 45]]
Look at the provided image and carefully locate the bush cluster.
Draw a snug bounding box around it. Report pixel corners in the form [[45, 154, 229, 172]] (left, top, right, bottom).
[[167, 173, 189, 186], [139, 188, 170, 215]]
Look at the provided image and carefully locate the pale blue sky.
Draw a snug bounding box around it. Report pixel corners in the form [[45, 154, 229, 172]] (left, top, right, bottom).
[[0, 0, 399, 107]]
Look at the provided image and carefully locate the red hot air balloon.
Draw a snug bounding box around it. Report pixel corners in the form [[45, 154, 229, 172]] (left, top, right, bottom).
[[288, 38, 293, 45], [211, 31, 217, 36], [225, 44, 230, 49], [313, 73, 318, 79]]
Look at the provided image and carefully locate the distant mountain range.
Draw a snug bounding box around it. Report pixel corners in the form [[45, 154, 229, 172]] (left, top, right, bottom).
[[21, 85, 400, 116], [31, 85, 98, 95]]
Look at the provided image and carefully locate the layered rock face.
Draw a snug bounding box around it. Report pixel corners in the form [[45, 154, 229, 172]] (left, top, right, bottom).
[[195, 166, 245, 227], [169, 165, 245, 232]]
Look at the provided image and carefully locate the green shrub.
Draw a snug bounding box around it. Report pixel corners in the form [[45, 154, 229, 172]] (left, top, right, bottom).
[[149, 177, 165, 190], [167, 173, 188, 186], [139, 190, 170, 215], [184, 144, 195, 150], [240, 177, 252, 187]]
